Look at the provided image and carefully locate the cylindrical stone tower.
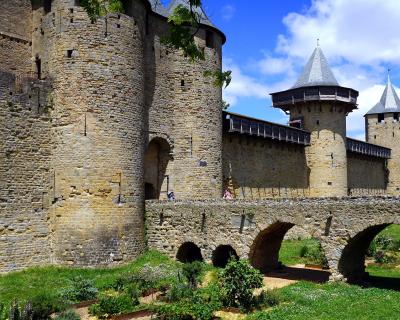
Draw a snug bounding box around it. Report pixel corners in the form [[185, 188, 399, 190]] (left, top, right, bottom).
[[365, 75, 400, 194], [271, 46, 358, 197], [32, 0, 147, 266]]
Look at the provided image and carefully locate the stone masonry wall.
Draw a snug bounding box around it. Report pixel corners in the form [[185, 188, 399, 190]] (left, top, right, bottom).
[[32, 3, 147, 266], [367, 114, 400, 195], [145, 14, 224, 200], [0, 75, 53, 272], [145, 197, 400, 280], [347, 153, 387, 190], [222, 134, 310, 198], [290, 102, 348, 197]]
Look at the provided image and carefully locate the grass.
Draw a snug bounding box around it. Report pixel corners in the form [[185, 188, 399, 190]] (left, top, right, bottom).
[[0, 250, 178, 306], [247, 281, 400, 320], [279, 238, 321, 266], [379, 224, 400, 241]]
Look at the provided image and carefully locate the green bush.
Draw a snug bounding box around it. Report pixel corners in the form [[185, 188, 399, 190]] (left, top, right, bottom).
[[218, 259, 263, 311], [166, 283, 194, 303], [61, 276, 98, 303], [88, 290, 137, 319], [7, 294, 62, 320], [132, 263, 178, 292], [54, 310, 81, 320], [254, 290, 282, 309], [152, 284, 222, 320], [374, 251, 396, 264], [299, 245, 309, 258], [0, 303, 7, 320], [182, 262, 203, 289]]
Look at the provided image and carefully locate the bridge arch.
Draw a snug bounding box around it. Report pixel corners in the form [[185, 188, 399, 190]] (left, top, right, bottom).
[[144, 137, 172, 200], [338, 223, 394, 282], [212, 245, 239, 268], [176, 242, 203, 263], [249, 221, 295, 272]]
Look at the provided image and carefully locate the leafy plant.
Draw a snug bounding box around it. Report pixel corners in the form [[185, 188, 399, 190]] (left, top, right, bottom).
[[218, 259, 263, 311], [254, 290, 282, 309], [165, 282, 194, 303], [182, 262, 203, 289], [54, 310, 81, 320], [80, 0, 124, 22], [88, 290, 137, 319], [60, 276, 98, 302]]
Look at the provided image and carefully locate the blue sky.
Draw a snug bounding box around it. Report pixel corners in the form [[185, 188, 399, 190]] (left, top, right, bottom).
[[166, 0, 400, 140]]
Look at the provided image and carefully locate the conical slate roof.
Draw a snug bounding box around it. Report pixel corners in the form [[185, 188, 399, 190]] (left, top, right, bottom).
[[292, 46, 339, 89], [167, 0, 215, 27], [366, 75, 400, 115]]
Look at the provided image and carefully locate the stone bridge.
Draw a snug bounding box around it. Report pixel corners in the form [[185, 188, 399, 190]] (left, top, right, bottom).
[[145, 197, 400, 282]]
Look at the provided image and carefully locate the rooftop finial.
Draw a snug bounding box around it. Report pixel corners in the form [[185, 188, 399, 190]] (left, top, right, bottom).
[[317, 38, 320, 47], [388, 68, 391, 83]]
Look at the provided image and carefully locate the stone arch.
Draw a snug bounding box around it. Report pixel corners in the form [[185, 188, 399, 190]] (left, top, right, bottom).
[[249, 221, 295, 272], [144, 137, 172, 200], [176, 242, 203, 263], [212, 245, 239, 268], [338, 223, 391, 282]]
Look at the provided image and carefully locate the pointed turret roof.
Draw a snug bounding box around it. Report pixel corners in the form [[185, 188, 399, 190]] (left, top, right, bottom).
[[292, 46, 339, 89], [167, 0, 215, 27], [366, 74, 400, 115]]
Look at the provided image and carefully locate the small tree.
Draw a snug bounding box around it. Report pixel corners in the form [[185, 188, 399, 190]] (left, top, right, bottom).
[[182, 261, 203, 289], [218, 259, 263, 311]]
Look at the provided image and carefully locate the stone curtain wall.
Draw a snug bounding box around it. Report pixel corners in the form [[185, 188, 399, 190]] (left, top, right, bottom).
[[145, 198, 400, 280], [222, 134, 309, 199], [347, 153, 387, 190], [0, 75, 53, 272], [0, 0, 32, 39]]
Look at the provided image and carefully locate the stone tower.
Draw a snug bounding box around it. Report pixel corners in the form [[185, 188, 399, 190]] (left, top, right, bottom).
[[365, 74, 400, 194], [31, 0, 147, 265], [271, 46, 359, 197]]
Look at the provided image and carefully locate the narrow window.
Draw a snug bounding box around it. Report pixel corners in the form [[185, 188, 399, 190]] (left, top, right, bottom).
[[70, 8, 74, 14], [394, 113, 399, 121], [181, 79, 185, 87], [35, 56, 42, 80], [70, 18, 74, 23], [206, 31, 214, 48], [67, 50, 73, 58], [44, 0, 51, 13], [145, 13, 149, 35], [378, 113, 384, 123]]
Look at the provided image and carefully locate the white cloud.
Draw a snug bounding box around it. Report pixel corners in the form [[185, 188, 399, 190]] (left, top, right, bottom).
[[277, 0, 400, 65], [221, 4, 235, 21]]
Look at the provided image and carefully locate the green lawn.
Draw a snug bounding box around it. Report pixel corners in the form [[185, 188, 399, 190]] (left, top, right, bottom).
[[279, 238, 321, 266], [0, 251, 178, 306], [379, 224, 400, 241], [247, 281, 400, 320]]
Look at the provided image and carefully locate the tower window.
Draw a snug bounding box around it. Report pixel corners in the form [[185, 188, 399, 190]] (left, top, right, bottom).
[[181, 80, 185, 87], [67, 50, 73, 58], [206, 31, 214, 48], [394, 113, 399, 122], [44, 0, 51, 13], [378, 113, 384, 123], [35, 56, 42, 80]]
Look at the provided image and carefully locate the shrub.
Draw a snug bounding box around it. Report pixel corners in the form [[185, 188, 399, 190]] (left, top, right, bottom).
[[299, 245, 309, 258], [61, 276, 98, 303], [254, 290, 282, 309], [132, 263, 178, 292], [374, 251, 396, 264], [182, 262, 203, 289], [88, 290, 137, 319], [8, 294, 62, 320], [152, 284, 222, 320], [54, 310, 81, 320], [0, 303, 7, 320], [218, 259, 263, 311], [166, 282, 194, 303]]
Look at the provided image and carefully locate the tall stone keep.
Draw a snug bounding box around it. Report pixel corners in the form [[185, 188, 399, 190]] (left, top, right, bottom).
[[271, 46, 359, 197], [365, 74, 400, 194], [31, 0, 147, 265]]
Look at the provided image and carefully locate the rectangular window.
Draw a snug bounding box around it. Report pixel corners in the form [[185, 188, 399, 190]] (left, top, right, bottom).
[[206, 31, 214, 48], [378, 113, 385, 123], [44, 0, 51, 13], [394, 113, 399, 121]]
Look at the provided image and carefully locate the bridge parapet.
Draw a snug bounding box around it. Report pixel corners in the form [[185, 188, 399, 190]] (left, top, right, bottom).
[[145, 197, 400, 281]]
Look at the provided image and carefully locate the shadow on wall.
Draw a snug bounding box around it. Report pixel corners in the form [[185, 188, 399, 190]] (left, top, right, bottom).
[[144, 137, 172, 200]]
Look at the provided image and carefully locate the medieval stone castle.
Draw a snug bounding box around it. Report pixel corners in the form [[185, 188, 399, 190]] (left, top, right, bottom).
[[1, 0, 399, 281]]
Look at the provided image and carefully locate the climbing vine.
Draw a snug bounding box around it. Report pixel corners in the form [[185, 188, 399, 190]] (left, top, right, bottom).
[[80, 0, 124, 22]]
